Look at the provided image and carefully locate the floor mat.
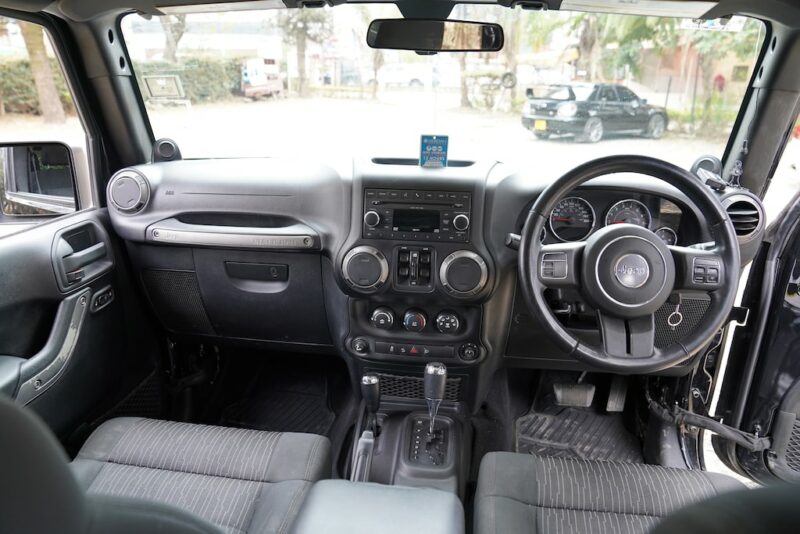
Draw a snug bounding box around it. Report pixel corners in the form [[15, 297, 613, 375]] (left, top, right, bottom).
[[515, 407, 643, 463], [221, 370, 336, 436]]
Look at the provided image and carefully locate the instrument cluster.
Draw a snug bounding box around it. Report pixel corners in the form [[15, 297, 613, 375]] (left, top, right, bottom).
[[545, 192, 681, 246]]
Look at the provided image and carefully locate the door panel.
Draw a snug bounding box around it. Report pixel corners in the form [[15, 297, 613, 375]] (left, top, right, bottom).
[[715, 196, 800, 483], [0, 208, 160, 442]]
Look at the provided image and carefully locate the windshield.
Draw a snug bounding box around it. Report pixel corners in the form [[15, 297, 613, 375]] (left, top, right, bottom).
[[121, 6, 765, 174]]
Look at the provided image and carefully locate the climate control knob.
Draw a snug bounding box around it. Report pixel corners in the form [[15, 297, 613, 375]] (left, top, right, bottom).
[[342, 246, 389, 292], [370, 307, 395, 330], [403, 309, 427, 332], [440, 251, 488, 297], [435, 311, 461, 334], [452, 214, 470, 232], [363, 210, 382, 228]]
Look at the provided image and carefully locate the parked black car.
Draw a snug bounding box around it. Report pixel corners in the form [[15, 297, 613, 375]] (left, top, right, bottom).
[[521, 83, 668, 142]]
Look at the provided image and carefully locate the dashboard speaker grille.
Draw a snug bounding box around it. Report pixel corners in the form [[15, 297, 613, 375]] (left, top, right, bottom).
[[376, 373, 461, 401], [141, 269, 215, 335], [653, 295, 710, 349], [726, 199, 762, 237]]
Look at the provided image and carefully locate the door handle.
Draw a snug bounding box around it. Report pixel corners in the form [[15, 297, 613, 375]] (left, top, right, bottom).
[[61, 242, 106, 273]]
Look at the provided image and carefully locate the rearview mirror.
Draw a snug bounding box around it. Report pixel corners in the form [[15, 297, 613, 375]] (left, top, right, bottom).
[[367, 19, 504, 53], [1, 142, 77, 217]]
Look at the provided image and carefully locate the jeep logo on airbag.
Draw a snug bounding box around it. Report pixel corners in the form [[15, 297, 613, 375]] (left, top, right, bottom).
[[614, 254, 650, 289]]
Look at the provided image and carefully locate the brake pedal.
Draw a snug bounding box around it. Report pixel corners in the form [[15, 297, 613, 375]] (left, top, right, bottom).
[[606, 376, 628, 413], [553, 383, 595, 408]]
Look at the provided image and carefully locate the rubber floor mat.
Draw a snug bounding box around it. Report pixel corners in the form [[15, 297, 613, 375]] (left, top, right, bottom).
[[515, 407, 643, 463], [221, 371, 336, 436]]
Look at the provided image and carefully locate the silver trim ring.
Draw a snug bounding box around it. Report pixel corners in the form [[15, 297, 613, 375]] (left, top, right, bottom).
[[108, 169, 150, 214], [654, 226, 678, 246], [342, 245, 389, 291], [440, 250, 488, 297], [595, 236, 667, 308]]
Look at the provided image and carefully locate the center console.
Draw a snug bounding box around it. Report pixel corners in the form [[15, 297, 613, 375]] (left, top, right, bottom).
[[337, 172, 495, 379]]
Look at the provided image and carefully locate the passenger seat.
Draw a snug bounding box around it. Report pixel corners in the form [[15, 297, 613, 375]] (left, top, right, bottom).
[[71, 417, 331, 534]]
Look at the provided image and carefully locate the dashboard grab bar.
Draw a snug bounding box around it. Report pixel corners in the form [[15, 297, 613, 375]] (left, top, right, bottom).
[[146, 218, 319, 250]]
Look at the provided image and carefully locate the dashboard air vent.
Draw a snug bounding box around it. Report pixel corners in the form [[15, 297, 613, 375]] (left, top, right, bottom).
[[726, 198, 762, 237]]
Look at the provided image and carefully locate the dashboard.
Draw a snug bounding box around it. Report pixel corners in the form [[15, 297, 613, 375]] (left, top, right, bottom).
[[105, 155, 765, 408]]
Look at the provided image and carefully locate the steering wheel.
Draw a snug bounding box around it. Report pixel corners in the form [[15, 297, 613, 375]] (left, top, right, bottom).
[[519, 155, 740, 374]]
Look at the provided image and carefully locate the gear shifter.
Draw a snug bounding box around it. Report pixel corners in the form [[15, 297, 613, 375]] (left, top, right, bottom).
[[360, 374, 380, 435], [424, 362, 447, 434]]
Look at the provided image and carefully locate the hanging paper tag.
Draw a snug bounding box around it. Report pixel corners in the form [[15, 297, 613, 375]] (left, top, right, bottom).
[[420, 135, 448, 168]]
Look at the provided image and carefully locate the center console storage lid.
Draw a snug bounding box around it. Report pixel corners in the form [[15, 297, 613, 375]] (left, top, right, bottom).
[[290, 480, 464, 534]]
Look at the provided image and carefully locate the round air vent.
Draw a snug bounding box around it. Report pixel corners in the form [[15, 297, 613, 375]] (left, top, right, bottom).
[[108, 169, 150, 214], [724, 195, 763, 239]]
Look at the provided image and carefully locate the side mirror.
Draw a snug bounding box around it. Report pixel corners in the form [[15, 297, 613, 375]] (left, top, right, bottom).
[[1, 142, 77, 217], [367, 19, 504, 53]]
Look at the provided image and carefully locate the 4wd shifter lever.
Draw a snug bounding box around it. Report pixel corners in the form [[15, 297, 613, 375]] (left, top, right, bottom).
[[424, 362, 447, 434], [361, 374, 380, 435]]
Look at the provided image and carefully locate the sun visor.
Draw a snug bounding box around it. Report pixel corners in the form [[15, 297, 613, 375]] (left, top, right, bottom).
[[559, 0, 718, 18]]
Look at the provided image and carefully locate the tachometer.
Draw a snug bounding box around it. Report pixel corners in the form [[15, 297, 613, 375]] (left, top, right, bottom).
[[549, 197, 595, 242], [605, 199, 652, 229]]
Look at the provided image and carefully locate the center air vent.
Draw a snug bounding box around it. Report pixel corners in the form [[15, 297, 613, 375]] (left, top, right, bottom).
[[725, 197, 763, 238]]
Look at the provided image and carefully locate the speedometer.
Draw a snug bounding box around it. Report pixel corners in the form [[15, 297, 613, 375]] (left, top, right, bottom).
[[549, 197, 595, 242], [605, 199, 652, 229]]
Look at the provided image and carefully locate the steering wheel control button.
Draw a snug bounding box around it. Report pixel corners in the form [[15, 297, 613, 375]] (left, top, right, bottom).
[[435, 312, 461, 334], [342, 246, 389, 292], [691, 258, 722, 286], [352, 338, 369, 355], [370, 307, 395, 330], [614, 254, 650, 289], [403, 309, 427, 332], [458, 343, 479, 361], [440, 250, 489, 297], [541, 252, 568, 280]]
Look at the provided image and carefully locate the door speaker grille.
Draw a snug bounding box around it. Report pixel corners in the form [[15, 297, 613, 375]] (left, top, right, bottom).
[[785, 420, 800, 471]]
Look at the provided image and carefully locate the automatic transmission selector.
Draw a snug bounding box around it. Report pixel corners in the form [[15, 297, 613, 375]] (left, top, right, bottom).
[[424, 362, 447, 434]]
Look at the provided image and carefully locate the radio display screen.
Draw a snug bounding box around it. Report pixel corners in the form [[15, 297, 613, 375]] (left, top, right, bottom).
[[394, 209, 440, 232]]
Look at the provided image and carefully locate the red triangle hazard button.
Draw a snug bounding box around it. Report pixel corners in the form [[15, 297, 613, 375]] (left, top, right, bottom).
[[409, 346, 418, 354]]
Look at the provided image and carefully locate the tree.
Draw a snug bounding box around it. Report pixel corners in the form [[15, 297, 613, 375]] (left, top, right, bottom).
[[160, 15, 187, 63], [279, 8, 333, 97], [19, 21, 64, 123]]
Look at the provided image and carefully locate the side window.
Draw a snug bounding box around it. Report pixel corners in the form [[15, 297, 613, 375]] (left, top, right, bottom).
[[599, 86, 617, 101], [616, 86, 638, 103], [0, 17, 87, 225], [763, 117, 800, 224]]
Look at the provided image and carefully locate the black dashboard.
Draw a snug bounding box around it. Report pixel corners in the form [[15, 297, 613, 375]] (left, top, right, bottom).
[[105, 156, 766, 408]]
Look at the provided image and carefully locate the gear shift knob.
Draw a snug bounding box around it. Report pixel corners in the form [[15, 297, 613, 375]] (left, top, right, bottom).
[[424, 362, 447, 434], [361, 374, 380, 414]]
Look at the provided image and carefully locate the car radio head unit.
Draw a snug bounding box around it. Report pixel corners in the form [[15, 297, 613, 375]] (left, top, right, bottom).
[[362, 188, 472, 242]]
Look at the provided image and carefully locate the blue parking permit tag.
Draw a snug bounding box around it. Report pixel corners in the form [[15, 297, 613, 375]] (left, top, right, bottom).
[[420, 135, 448, 168]]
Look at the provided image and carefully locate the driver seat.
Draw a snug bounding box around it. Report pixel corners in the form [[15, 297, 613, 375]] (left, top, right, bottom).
[[474, 452, 744, 534]]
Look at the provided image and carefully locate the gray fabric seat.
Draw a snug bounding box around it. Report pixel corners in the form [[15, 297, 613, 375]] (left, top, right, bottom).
[[71, 417, 331, 534], [474, 452, 745, 534]]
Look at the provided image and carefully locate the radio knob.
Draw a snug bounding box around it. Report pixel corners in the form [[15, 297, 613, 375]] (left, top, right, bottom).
[[342, 246, 389, 292], [364, 210, 382, 228], [453, 214, 470, 232], [370, 307, 395, 330]]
